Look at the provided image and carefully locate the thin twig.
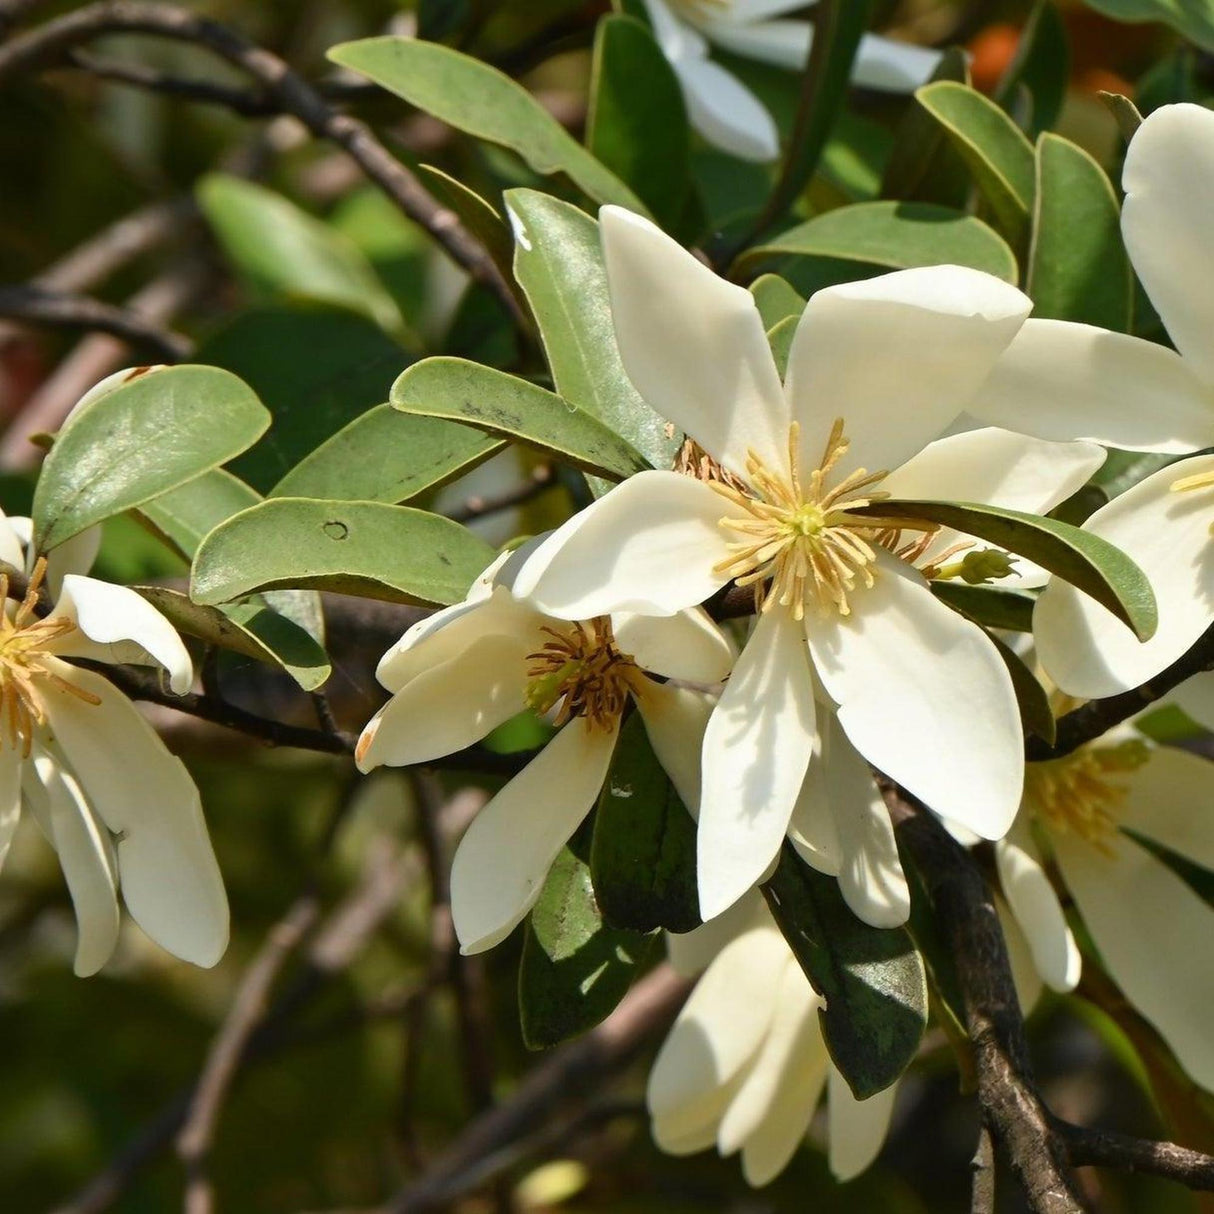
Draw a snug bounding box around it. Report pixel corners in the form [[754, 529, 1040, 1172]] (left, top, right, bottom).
[[1057, 1121, 1214, 1191], [446, 464, 557, 525], [971, 1125, 996, 1214]]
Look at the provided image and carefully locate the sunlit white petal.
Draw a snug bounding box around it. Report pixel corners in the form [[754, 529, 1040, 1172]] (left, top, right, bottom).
[[612, 607, 735, 684], [1116, 745, 1214, 873], [635, 680, 716, 813], [827, 1065, 898, 1181]]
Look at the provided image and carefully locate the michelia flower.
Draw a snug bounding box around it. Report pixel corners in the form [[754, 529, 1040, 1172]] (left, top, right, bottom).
[[649, 893, 898, 1184], [996, 722, 1214, 1091], [0, 513, 228, 976], [355, 544, 734, 954], [511, 205, 1081, 920], [641, 0, 942, 161]]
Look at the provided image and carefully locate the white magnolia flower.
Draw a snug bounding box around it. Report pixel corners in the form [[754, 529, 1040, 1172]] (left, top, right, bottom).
[[643, 0, 942, 161], [0, 513, 228, 976], [356, 544, 734, 954], [511, 206, 1107, 921], [996, 723, 1214, 1091], [649, 893, 898, 1185]]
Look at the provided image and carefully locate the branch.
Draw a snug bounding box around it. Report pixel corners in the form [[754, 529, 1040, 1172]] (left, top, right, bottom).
[[1056, 1121, 1214, 1190], [445, 464, 557, 525]]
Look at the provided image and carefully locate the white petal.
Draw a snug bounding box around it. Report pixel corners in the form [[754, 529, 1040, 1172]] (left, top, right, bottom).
[[357, 632, 532, 772], [0, 746, 21, 872], [710, 0, 814, 21], [698, 611, 816, 919], [671, 55, 782, 162], [787, 739, 841, 876], [642, 0, 709, 61], [635, 681, 716, 814], [1122, 103, 1214, 390], [851, 33, 944, 92], [1172, 672, 1214, 731], [26, 748, 120, 977], [0, 508, 27, 571], [972, 320, 1214, 453], [665, 889, 768, 977], [807, 553, 1022, 839], [512, 471, 732, 620], [827, 1065, 898, 1181], [699, 17, 810, 71], [44, 526, 103, 597], [449, 721, 617, 954], [1116, 745, 1214, 873], [1033, 457, 1214, 698], [995, 823, 1080, 992], [40, 664, 229, 968], [612, 607, 735, 684], [600, 206, 788, 474], [47, 576, 193, 693], [996, 891, 1046, 1014], [1056, 827, 1214, 1091], [784, 267, 1032, 477]]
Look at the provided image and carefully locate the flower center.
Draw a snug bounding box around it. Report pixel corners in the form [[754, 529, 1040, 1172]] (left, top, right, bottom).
[[709, 420, 927, 619], [1024, 740, 1149, 852], [0, 557, 101, 757], [524, 618, 645, 732]]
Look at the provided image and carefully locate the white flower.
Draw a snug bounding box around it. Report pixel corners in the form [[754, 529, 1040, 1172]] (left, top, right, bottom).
[[643, 0, 943, 162], [511, 206, 1103, 921], [649, 893, 898, 1185], [996, 724, 1214, 1091], [0, 512, 228, 976], [355, 543, 734, 954]]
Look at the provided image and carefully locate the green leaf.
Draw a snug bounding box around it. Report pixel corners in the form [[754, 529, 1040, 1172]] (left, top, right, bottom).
[[735, 201, 1018, 284], [749, 274, 805, 330], [137, 468, 261, 561], [1028, 132, 1133, 331], [506, 189, 679, 474], [192, 498, 494, 607], [274, 403, 503, 503], [587, 15, 691, 231], [327, 38, 647, 213], [589, 714, 700, 935], [195, 305, 411, 495], [914, 81, 1036, 249], [994, 1, 1070, 137], [856, 498, 1157, 641], [930, 581, 1035, 632], [519, 847, 656, 1049], [767, 315, 799, 380], [991, 632, 1056, 744], [197, 175, 404, 336], [134, 586, 331, 691], [1080, 0, 1214, 52], [764, 847, 927, 1099], [33, 365, 270, 552], [391, 357, 649, 481]]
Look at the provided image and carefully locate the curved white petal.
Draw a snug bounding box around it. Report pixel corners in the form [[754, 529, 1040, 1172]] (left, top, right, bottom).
[[635, 681, 716, 814], [787, 737, 841, 876], [665, 889, 768, 977], [972, 319, 1214, 453], [672, 55, 782, 163], [807, 553, 1022, 839], [0, 509, 27, 571], [1122, 103, 1214, 390], [1056, 828, 1214, 1091], [708, 0, 815, 21], [827, 1065, 898, 1181], [449, 721, 617, 954], [852, 33, 943, 92], [996, 891, 1046, 1014], [784, 267, 1032, 478], [513, 471, 732, 620], [0, 746, 21, 872], [700, 17, 810, 71], [1116, 745, 1214, 873], [357, 632, 532, 772], [600, 206, 788, 474], [1172, 672, 1214, 731], [40, 664, 229, 968], [995, 822, 1080, 992], [44, 526, 103, 598], [612, 607, 735, 684], [642, 0, 710, 61], [699, 611, 816, 919], [1033, 457, 1214, 698], [47, 576, 193, 694]]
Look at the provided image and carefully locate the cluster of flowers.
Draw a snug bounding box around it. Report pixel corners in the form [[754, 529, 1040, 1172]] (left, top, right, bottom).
[[7, 90, 1214, 1184]]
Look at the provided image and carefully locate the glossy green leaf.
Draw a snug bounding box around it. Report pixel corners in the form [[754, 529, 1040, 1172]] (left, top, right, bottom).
[[1028, 132, 1133, 331], [588, 15, 690, 231], [767, 315, 799, 380], [391, 357, 649, 481], [764, 847, 927, 1099], [589, 714, 700, 935], [137, 468, 261, 561], [994, 0, 1070, 137], [33, 365, 270, 552], [930, 582, 1035, 633], [914, 81, 1036, 249], [1081, 0, 1214, 52], [519, 847, 656, 1049], [192, 498, 494, 607], [736, 201, 1018, 284], [197, 175, 404, 335], [506, 189, 678, 474], [327, 38, 647, 213], [856, 498, 1157, 640], [274, 403, 503, 503], [749, 274, 805, 330]]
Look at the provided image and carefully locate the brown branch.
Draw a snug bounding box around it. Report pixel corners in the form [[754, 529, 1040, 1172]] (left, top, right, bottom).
[[1057, 1121, 1214, 1191], [445, 464, 558, 525], [971, 1125, 996, 1213], [0, 1, 524, 327]]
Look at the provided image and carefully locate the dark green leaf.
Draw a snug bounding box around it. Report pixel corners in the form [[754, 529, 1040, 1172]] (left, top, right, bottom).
[[930, 581, 1035, 632], [1080, 0, 1214, 52], [1028, 132, 1133, 331], [749, 274, 805, 330], [33, 365, 270, 552], [519, 847, 656, 1048], [589, 714, 700, 935], [764, 847, 928, 1099], [391, 357, 650, 480], [192, 498, 494, 606], [327, 38, 647, 213], [994, 1, 1070, 137]]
